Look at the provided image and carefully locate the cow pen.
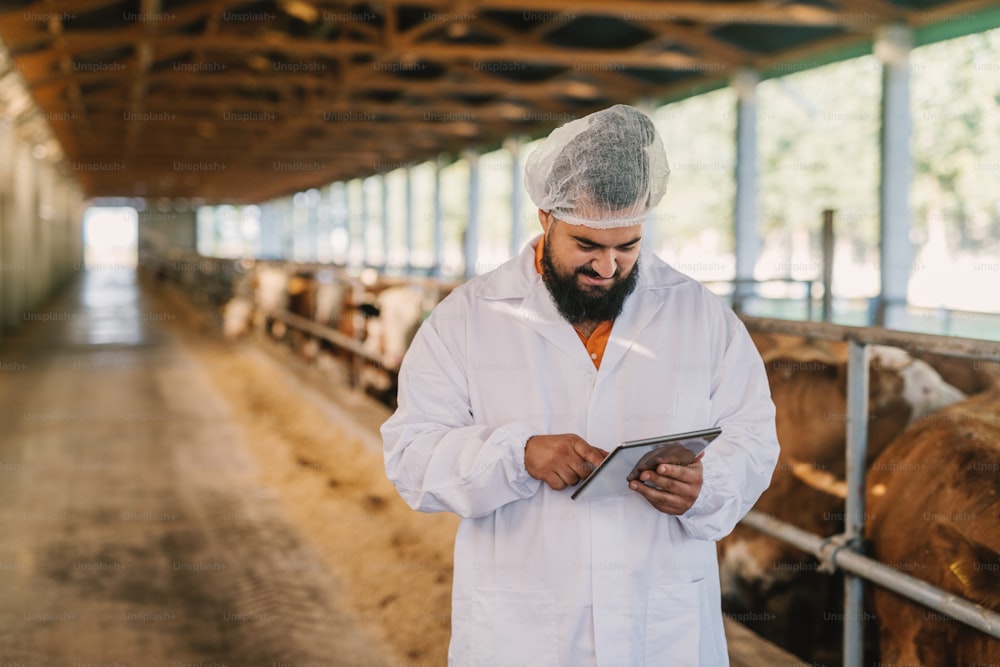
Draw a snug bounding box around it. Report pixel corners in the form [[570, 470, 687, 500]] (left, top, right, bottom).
[[256, 288, 1000, 663], [740, 314, 1000, 666], [147, 251, 1000, 663]]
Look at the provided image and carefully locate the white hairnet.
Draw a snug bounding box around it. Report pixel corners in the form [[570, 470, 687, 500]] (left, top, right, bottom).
[[524, 104, 670, 229]]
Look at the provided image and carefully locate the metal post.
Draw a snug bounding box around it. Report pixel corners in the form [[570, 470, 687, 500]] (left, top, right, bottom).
[[822, 209, 835, 322], [432, 156, 444, 277], [508, 137, 523, 257], [259, 201, 284, 260], [465, 150, 480, 280], [12, 140, 33, 326], [379, 175, 389, 270], [359, 178, 370, 268], [404, 167, 414, 274], [732, 68, 760, 314], [307, 194, 318, 263], [335, 183, 350, 266], [843, 339, 870, 667], [805, 280, 815, 322], [875, 25, 914, 328]]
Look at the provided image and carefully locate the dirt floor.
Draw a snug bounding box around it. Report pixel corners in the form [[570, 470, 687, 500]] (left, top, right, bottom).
[[0, 268, 455, 666], [167, 291, 461, 666], [0, 267, 804, 667]]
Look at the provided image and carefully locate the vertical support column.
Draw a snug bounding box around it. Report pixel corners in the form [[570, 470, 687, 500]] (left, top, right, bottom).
[[11, 140, 34, 326], [380, 174, 390, 270], [283, 197, 297, 261], [432, 156, 444, 277], [316, 188, 331, 264], [507, 137, 523, 257], [844, 340, 870, 667], [464, 150, 480, 280], [306, 193, 319, 263], [0, 120, 11, 337], [732, 68, 760, 313], [404, 167, 414, 273], [330, 181, 351, 266], [875, 24, 914, 329], [33, 164, 49, 305], [258, 201, 284, 260], [359, 179, 370, 267], [69, 190, 84, 275], [821, 209, 835, 322], [52, 174, 70, 287]]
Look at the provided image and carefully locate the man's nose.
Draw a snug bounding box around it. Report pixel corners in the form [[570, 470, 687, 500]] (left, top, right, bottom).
[[591, 251, 617, 279]]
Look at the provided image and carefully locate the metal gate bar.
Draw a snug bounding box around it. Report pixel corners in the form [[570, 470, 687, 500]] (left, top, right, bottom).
[[740, 511, 1000, 640], [738, 315, 1000, 667], [741, 314, 1000, 359]]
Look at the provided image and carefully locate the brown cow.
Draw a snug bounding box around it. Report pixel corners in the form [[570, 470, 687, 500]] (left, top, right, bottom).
[[910, 350, 1000, 396], [718, 336, 966, 664], [865, 387, 1000, 666]]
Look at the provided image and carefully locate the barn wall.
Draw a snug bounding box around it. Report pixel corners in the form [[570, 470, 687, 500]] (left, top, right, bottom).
[[0, 118, 84, 340]]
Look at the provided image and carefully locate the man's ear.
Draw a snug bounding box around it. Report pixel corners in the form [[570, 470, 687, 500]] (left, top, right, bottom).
[[538, 209, 553, 234]]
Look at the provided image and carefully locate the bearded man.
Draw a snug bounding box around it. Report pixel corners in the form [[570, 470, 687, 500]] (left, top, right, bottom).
[[382, 104, 779, 666]]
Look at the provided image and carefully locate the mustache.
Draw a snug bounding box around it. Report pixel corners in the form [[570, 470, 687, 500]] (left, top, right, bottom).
[[577, 266, 618, 279]]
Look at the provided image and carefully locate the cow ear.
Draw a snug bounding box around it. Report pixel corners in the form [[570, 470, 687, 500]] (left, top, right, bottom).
[[930, 522, 1000, 608]]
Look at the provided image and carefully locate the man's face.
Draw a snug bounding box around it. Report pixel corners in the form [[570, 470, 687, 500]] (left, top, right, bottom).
[[538, 211, 642, 324]]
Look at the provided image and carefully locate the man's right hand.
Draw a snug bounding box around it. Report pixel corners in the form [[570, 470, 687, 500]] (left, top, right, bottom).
[[524, 434, 609, 490]]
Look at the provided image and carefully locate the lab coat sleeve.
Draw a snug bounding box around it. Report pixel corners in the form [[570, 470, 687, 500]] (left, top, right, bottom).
[[381, 305, 543, 519], [678, 305, 779, 541]]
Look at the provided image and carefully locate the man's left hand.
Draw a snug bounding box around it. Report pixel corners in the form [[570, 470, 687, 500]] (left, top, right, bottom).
[[629, 459, 703, 515]]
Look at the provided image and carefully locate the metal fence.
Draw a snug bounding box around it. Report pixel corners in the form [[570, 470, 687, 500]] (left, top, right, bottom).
[[737, 314, 1000, 667], [145, 251, 1000, 663]]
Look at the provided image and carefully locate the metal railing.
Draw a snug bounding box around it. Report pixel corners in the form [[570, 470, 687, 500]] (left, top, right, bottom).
[[146, 250, 1000, 662], [737, 314, 1000, 667]]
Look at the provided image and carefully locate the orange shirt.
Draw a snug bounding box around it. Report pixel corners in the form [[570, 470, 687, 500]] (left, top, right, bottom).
[[534, 236, 613, 369]]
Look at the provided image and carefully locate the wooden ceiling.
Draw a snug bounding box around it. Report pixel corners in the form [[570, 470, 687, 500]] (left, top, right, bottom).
[[0, 0, 996, 203]]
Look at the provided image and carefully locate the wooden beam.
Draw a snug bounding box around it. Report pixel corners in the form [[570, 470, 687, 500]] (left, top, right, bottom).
[[470, 0, 895, 27]]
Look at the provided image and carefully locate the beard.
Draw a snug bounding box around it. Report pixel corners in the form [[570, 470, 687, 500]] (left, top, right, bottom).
[[540, 238, 639, 325]]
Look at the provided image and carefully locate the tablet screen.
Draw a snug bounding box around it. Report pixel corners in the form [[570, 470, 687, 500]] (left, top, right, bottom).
[[570, 427, 722, 502]]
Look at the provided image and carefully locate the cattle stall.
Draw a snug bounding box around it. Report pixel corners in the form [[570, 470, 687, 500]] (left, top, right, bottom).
[[144, 249, 1000, 664], [144, 250, 459, 405], [739, 315, 1000, 666]]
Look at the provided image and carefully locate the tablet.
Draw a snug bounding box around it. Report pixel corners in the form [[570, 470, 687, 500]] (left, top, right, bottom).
[[570, 427, 722, 502]]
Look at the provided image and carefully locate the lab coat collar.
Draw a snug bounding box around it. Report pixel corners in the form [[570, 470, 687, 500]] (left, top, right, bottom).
[[475, 235, 690, 367]]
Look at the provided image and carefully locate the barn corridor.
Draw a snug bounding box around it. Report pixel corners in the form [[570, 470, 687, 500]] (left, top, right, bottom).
[[0, 268, 398, 666], [0, 268, 814, 667]]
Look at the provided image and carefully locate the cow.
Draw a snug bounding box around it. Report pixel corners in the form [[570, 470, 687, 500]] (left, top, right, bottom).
[[865, 387, 1000, 666], [220, 262, 257, 340], [356, 284, 432, 405], [910, 350, 1000, 396], [372, 284, 427, 371], [718, 336, 966, 664], [222, 297, 254, 340], [253, 264, 292, 339]]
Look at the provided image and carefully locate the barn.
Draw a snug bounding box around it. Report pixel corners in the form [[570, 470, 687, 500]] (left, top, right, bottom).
[[1, 1, 999, 665]]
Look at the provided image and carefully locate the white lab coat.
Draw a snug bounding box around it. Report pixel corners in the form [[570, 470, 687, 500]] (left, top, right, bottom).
[[382, 237, 779, 666]]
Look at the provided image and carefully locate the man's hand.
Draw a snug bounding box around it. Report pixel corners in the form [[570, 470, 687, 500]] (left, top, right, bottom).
[[629, 456, 704, 515], [525, 434, 609, 491]]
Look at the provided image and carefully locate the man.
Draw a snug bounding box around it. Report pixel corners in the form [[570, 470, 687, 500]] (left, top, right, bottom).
[[382, 104, 779, 666]]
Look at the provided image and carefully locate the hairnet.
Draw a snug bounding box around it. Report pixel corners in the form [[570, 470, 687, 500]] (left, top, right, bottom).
[[524, 104, 670, 229]]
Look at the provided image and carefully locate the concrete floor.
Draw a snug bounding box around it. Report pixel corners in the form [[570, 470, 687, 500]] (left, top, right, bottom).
[[0, 268, 392, 666]]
